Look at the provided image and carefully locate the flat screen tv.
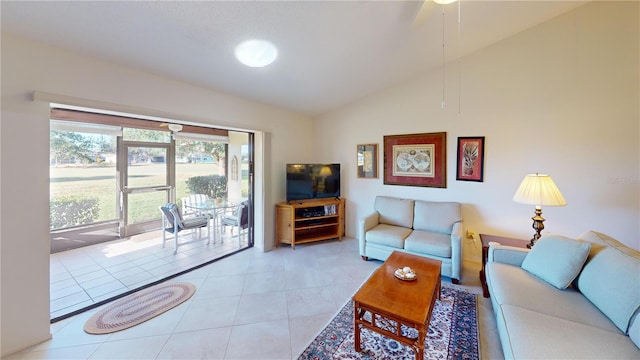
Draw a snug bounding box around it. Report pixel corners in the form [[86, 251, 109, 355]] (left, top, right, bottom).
[[286, 163, 341, 202]]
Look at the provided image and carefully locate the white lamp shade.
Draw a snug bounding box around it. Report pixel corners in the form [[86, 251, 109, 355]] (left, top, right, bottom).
[[513, 173, 567, 207], [319, 166, 333, 177]]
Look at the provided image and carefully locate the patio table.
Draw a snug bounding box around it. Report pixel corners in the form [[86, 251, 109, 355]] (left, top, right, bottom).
[[184, 198, 237, 243]]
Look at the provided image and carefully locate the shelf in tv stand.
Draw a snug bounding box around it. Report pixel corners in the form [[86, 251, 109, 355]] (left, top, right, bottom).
[[275, 198, 345, 249], [298, 218, 337, 228], [294, 230, 340, 244], [296, 214, 338, 223]]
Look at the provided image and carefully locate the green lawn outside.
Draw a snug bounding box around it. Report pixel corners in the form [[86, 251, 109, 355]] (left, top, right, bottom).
[[50, 163, 222, 226]]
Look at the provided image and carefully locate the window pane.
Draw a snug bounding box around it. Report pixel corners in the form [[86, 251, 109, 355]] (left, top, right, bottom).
[[175, 139, 226, 204], [127, 147, 167, 188], [122, 128, 170, 143], [50, 130, 117, 229], [127, 191, 167, 224]]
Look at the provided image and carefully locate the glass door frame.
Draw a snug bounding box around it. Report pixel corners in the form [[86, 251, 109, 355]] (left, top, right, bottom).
[[247, 132, 255, 247], [118, 138, 175, 237]]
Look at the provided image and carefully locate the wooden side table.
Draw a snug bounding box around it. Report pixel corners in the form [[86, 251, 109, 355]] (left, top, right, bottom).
[[479, 234, 529, 298]]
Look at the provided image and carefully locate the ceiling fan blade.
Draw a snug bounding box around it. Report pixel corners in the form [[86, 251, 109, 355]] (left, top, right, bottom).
[[412, 0, 438, 28]]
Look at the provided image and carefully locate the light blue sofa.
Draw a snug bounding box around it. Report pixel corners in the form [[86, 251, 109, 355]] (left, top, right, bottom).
[[358, 196, 463, 283], [486, 230, 640, 359]]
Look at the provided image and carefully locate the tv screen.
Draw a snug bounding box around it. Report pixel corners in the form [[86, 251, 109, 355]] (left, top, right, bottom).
[[286, 164, 340, 202]]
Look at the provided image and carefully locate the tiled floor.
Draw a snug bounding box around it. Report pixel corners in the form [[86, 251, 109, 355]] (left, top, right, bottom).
[[10, 237, 503, 360], [50, 227, 250, 320]]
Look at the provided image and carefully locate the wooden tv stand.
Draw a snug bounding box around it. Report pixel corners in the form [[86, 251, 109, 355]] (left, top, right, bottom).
[[275, 198, 345, 249]]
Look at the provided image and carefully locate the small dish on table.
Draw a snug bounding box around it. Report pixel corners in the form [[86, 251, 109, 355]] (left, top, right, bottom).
[[394, 266, 417, 281]]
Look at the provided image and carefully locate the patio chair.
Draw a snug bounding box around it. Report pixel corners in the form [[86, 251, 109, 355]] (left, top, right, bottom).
[[159, 203, 210, 254], [221, 200, 249, 247]]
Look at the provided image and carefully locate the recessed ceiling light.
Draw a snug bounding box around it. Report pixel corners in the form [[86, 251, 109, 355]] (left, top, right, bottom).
[[235, 40, 278, 68]]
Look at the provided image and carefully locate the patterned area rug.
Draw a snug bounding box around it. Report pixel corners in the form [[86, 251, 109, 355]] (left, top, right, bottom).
[[84, 282, 196, 334], [298, 285, 479, 360]]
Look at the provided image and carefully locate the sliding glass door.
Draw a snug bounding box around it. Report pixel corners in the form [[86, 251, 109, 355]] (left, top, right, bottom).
[[120, 141, 173, 236], [50, 109, 255, 251]]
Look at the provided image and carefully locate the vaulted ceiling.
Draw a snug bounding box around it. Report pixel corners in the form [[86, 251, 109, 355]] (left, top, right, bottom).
[[1, 1, 585, 116]]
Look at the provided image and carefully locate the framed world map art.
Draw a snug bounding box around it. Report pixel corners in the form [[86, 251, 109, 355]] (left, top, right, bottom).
[[383, 132, 447, 188]]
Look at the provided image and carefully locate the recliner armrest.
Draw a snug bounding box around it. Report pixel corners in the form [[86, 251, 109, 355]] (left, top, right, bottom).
[[361, 212, 379, 232], [488, 242, 530, 266], [358, 212, 380, 256], [451, 221, 463, 241], [449, 221, 463, 281]]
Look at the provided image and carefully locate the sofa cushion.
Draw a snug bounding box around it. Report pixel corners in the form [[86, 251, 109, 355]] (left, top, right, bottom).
[[521, 235, 591, 289], [374, 196, 414, 228], [412, 200, 461, 234], [404, 230, 452, 258], [497, 304, 639, 359], [365, 224, 412, 249], [577, 245, 640, 333], [486, 262, 620, 333]]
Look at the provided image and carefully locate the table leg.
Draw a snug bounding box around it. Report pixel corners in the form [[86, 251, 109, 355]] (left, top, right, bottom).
[[209, 215, 215, 244], [415, 327, 426, 360], [354, 302, 362, 352], [479, 268, 490, 297], [216, 210, 223, 243], [213, 208, 228, 244]]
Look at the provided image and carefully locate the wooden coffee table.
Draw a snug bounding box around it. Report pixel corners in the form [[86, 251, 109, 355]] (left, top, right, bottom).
[[352, 251, 441, 360]]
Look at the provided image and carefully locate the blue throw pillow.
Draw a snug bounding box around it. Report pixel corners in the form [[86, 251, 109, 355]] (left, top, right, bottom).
[[522, 235, 592, 289]]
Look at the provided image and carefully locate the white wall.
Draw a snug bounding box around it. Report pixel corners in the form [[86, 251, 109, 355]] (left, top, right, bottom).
[[313, 1, 639, 261], [226, 131, 247, 201], [0, 33, 314, 356]]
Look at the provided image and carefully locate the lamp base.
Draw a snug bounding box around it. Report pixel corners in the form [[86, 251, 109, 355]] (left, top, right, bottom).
[[529, 207, 545, 247]]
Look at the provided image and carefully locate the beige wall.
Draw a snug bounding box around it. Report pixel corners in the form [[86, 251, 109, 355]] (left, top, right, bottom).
[[226, 131, 248, 202], [313, 1, 639, 261], [0, 34, 313, 356]]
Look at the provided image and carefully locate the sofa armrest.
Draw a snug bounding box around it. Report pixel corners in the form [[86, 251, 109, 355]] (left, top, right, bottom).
[[450, 221, 463, 281], [488, 242, 530, 267], [358, 212, 380, 256]]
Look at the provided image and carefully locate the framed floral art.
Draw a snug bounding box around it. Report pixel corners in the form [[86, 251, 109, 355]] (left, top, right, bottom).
[[456, 136, 485, 182]]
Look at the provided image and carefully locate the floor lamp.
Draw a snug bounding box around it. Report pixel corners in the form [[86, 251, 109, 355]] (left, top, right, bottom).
[[513, 173, 567, 247]]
